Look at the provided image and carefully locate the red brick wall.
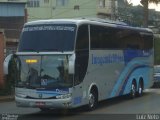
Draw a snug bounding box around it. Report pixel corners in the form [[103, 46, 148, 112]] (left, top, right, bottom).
[[0, 32, 4, 87]]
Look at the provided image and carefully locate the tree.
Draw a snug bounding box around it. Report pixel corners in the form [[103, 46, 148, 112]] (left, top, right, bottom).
[[140, 0, 160, 27]]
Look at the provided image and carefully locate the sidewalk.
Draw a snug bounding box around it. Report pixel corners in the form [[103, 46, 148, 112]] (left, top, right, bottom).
[[0, 95, 14, 102]]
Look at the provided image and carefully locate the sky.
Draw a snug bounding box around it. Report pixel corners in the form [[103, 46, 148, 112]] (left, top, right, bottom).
[[128, 0, 160, 11]]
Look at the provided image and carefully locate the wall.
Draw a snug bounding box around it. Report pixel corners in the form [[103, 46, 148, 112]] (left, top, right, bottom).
[[0, 2, 26, 55], [0, 31, 4, 87], [27, 0, 97, 21]]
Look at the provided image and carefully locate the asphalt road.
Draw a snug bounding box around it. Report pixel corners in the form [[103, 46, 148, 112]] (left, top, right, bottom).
[[0, 89, 160, 120]]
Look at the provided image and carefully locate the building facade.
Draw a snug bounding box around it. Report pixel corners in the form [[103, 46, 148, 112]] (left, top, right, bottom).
[[0, 0, 119, 55], [26, 0, 117, 21], [27, 0, 97, 21], [97, 0, 117, 19], [0, 30, 4, 87], [0, 0, 27, 55]]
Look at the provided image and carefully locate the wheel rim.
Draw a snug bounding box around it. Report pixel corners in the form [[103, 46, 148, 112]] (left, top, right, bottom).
[[138, 83, 143, 95], [138, 87, 142, 94], [131, 84, 136, 97], [89, 93, 95, 108]]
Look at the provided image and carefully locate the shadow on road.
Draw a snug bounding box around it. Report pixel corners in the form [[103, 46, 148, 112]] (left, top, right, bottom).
[[97, 92, 150, 110], [17, 92, 150, 120], [18, 108, 90, 120]]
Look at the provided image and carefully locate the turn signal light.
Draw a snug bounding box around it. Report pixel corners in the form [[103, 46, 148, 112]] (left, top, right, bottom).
[[26, 59, 38, 63]]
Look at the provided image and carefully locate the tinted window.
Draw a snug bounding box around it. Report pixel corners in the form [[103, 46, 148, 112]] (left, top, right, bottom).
[[119, 31, 153, 50], [90, 25, 121, 49], [18, 24, 77, 52], [76, 25, 89, 50], [90, 25, 153, 50], [141, 34, 153, 49], [74, 25, 89, 85], [119, 31, 143, 49]]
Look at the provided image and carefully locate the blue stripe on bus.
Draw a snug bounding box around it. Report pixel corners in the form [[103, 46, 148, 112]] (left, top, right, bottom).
[[118, 65, 149, 96], [112, 49, 152, 96], [123, 50, 151, 64], [36, 91, 61, 96], [110, 61, 151, 98], [36, 88, 69, 95]]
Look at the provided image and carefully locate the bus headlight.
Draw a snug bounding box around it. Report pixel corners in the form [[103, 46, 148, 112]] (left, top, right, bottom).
[[56, 93, 71, 99], [16, 93, 27, 98]]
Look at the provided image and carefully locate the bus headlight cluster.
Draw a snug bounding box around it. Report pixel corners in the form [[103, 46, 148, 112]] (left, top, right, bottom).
[[56, 93, 71, 99]]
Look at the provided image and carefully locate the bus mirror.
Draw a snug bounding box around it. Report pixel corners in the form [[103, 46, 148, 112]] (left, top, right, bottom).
[[69, 54, 75, 74], [3, 54, 13, 75]]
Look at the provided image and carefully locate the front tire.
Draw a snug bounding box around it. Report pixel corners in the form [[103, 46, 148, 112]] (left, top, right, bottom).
[[88, 90, 98, 110]]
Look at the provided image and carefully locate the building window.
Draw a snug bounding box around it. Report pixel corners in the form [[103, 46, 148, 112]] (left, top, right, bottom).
[[74, 5, 80, 10], [56, 0, 69, 6], [8, 0, 19, 1], [27, 0, 40, 7], [99, 0, 105, 8]]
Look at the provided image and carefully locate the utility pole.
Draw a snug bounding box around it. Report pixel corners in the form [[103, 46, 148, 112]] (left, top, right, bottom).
[[111, 0, 116, 20]]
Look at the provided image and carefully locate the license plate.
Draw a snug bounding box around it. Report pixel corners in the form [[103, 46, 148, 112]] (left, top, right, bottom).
[[35, 102, 45, 106]]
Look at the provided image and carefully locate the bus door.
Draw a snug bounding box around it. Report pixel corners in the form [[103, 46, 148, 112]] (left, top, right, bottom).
[[72, 24, 89, 106]]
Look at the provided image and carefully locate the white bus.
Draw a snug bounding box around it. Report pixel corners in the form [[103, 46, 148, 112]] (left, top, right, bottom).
[[7, 18, 154, 111]]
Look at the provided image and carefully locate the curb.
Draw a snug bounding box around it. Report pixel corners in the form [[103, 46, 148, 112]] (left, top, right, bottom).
[[0, 96, 14, 102]]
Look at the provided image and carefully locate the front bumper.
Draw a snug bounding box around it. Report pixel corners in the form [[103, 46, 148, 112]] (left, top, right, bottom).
[[15, 96, 73, 109]]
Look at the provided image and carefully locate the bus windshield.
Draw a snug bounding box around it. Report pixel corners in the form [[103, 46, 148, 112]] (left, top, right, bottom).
[[15, 55, 73, 89], [18, 24, 77, 52]]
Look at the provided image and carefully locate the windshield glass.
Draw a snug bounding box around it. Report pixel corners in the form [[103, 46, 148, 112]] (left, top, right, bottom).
[[18, 24, 76, 52], [15, 55, 73, 89]]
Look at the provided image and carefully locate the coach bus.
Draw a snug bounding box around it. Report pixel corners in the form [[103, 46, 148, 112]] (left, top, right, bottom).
[[5, 18, 154, 111]]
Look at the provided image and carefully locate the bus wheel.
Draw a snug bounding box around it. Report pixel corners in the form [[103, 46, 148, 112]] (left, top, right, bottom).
[[88, 90, 98, 110], [137, 81, 143, 97], [130, 81, 136, 98]]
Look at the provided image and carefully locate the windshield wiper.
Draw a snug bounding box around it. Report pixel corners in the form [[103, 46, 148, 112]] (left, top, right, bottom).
[[40, 48, 61, 52], [21, 48, 64, 52], [21, 49, 37, 52]]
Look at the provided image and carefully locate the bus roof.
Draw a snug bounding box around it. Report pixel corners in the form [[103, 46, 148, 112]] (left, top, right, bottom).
[[25, 18, 153, 34]]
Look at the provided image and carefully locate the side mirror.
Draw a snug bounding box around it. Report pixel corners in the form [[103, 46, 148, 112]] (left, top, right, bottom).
[[68, 53, 75, 74], [3, 54, 13, 75]]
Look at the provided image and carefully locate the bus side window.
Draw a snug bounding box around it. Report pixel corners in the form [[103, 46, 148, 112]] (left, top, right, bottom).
[[74, 25, 89, 86], [142, 34, 153, 49], [90, 25, 120, 50], [120, 32, 143, 50]]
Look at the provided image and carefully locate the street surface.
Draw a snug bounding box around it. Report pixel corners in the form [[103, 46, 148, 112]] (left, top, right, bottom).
[[0, 89, 160, 120]]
